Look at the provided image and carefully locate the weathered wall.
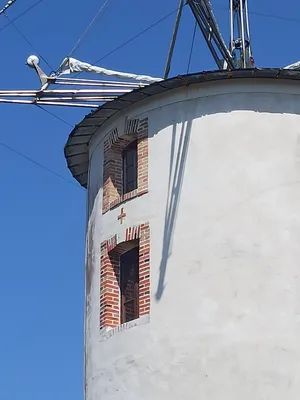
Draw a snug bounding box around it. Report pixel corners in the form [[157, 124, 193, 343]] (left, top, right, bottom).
[[85, 79, 300, 399]]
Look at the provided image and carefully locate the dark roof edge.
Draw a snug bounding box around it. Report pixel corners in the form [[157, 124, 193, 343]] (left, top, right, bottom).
[[65, 68, 300, 188]]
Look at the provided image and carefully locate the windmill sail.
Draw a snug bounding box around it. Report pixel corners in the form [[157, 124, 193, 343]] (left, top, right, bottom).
[[58, 58, 163, 83]]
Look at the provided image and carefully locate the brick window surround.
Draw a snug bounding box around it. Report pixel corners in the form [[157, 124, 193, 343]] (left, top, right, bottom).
[[102, 117, 149, 214], [100, 223, 150, 330]]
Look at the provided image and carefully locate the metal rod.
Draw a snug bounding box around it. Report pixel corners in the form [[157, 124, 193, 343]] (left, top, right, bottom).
[[189, 2, 222, 69], [164, 0, 185, 79], [41, 89, 132, 94], [37, 100, 107, 107], [37, 96, 116, 101], [0, 91, 38, 95], [239, 0, 246, 68], [230, 0, 234, 52], [244, 0, 252, 58], [188, 0, 234, 69], [55, 80, 141, 88], [56, 77, 145, 86], [0, 98, 102, 108], [0, 99, 36, 104], [0, 0, 17, 15], [0, 89, 131, 96]]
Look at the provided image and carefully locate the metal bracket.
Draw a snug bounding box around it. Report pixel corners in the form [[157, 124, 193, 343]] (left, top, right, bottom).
[[26, 55, 56, 90]]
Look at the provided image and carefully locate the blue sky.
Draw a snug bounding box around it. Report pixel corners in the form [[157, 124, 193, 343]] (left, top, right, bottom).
[[1, 0, 300, 399]]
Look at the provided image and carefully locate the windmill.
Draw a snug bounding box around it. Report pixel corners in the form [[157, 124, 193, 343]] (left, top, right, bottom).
[[0, 0, 298, 108], [4, 4, 300, 399]]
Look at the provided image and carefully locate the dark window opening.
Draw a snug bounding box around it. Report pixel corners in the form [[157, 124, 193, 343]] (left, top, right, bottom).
[[120, 246, 139, 324], [122, 140, 137, 194]]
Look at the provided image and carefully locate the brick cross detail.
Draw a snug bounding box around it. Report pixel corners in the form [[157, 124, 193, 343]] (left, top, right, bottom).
[[117, 208, 126, 224]]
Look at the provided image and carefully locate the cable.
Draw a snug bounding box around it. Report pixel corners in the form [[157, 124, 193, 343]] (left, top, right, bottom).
[[93, 5, 187, 65], [37, 106, 73, 128], [250, 9, 300, 23], [0, 0, 43, 34], [4, 12, 54, 71], [55, 5, 186, 86], [67, 0, 112, 59], [214, 2, 300, 24], [0, 141, 84, 190], [56, 2, 300, 82], [72, 3, 300, 71], [0, 0, 81, 190], [0, 105, 80, 190], [187, 21, 197, 74]]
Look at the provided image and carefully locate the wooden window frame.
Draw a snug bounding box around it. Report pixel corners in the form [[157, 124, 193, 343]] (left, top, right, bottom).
[[120, 246, 139, 324], [122, 139, 138, 195]]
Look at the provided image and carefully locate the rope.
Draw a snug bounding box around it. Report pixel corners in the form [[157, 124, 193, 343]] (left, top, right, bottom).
[[55, 5, 184, 87], [0, 0, 16, 15], [0, 140, 84, 190], [93, 5, 186, 65], [37, 105, 73, 127], [187, 21, 197, 74], [67, 0, 112, 59], [0, 0, 44, 34], [4, 12, 54, 71]]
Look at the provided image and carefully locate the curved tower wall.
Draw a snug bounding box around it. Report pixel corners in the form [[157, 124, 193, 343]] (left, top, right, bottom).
[[85, 79, 300, 400]]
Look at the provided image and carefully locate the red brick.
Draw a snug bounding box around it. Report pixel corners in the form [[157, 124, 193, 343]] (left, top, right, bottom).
[[102, 118, 149, 214], [100, 223, 151, 329]]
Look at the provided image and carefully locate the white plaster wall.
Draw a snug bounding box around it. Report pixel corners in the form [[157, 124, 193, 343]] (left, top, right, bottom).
[[85, 79, 300, 400]]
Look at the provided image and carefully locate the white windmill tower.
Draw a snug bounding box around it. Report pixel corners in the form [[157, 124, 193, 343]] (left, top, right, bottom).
[[3, 1, 300, 399]]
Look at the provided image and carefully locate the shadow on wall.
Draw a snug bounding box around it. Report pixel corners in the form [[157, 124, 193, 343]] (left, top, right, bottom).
[[87, 91, 300, 219], [155, 119, 193, 301]]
